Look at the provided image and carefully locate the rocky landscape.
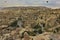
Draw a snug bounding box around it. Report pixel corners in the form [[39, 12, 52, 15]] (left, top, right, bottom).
[[0, 6, 60, 40]]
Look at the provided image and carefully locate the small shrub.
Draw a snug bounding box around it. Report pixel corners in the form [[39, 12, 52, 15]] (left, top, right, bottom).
[[9, 20, 18, 27], [33, 24, 43, 34], [27, 31, 36, 36]]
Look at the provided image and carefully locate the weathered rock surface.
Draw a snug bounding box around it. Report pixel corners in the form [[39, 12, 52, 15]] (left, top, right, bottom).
[[0, 7, 60, 40]]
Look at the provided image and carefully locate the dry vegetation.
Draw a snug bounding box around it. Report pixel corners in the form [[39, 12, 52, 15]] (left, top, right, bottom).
[[0, 6, 60, 40]]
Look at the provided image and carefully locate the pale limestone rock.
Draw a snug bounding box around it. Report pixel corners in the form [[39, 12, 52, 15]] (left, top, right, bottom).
[[23, 32, 31, 40]]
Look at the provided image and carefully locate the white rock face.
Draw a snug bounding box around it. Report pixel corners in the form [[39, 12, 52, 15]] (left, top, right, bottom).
[[17, 20, 23, 27]]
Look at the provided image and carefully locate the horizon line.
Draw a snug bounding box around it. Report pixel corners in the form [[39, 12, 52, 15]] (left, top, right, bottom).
[[0, 5, 60, 9]]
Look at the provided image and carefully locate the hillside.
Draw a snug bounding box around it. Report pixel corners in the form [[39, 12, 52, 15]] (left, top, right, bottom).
[[0, 6, 60, 40]]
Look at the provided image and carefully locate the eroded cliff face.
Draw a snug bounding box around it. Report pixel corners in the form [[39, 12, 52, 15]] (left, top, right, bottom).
[[0, 7, 60, 40]]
